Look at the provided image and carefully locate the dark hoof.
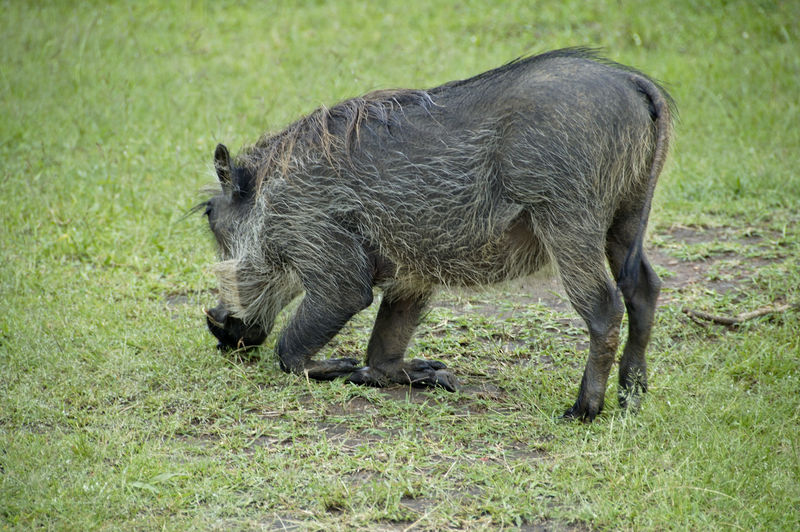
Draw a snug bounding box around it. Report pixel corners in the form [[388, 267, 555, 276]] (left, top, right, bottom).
[[562, 401, 601, 422], [618, 374, 648, 411], [402, 359, 457, 391], [412, 359, 447, 371], [301, 358, 362, 380], [345, 367, 384, 387], [412, 368, 458, 391], [618, 387, 646, 412], [346, 360, 458, 391]]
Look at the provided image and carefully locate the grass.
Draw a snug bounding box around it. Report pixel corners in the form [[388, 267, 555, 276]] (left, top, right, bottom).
[[2, 0, 799, 529]]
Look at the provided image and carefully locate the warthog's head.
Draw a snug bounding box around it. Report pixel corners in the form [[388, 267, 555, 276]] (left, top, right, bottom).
[[200, 144, 268, 351]]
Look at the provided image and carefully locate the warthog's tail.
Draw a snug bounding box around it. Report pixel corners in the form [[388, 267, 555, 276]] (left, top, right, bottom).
[[617, 75, 673, 299]]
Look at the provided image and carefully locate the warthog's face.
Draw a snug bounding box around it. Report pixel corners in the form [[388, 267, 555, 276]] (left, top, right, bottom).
[[203, 188, 238, 261], [201, 143, 267, 350], [203, 144, 257, 261]]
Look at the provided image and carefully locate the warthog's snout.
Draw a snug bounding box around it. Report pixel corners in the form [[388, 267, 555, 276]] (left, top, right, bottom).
[[205, 304, 267, 351]]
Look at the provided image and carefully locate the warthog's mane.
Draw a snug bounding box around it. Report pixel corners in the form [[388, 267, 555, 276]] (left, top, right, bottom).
[[235, 89, 435, 191], [233, 49, 587, 189]]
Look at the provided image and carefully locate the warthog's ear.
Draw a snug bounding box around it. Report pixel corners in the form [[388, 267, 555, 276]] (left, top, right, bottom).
[[214, 144, 232, 186]]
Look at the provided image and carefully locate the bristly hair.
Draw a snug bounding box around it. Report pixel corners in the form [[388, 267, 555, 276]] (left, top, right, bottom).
[[235, 88, 435, 190], [428, 47, 606, 93], [431, 47, 676, 115], [231, 48, 674, 195]]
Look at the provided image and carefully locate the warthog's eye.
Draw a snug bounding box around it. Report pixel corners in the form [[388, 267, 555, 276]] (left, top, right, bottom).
[[203, 202, 212, 217]]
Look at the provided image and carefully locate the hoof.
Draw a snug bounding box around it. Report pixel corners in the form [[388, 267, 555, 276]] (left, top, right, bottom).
[[346, 359, 458, 391], [562, 401, 602, 422]]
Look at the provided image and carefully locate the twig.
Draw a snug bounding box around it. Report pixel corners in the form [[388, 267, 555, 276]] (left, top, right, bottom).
[[682, 302, 799, 328]]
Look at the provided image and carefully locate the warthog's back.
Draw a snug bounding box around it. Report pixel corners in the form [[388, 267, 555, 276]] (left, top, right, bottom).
[[326, 51, 660, 287]]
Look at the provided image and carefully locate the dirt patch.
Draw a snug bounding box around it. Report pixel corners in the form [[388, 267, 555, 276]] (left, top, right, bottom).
[[649, 247, 714, 301], [321, 385, 461, 418], [435, 225, 788, 317], [433, 225, 788, 316], [652, 224, 789, 305], [164, 289, 211, 307], [435, 274, 572, 317]]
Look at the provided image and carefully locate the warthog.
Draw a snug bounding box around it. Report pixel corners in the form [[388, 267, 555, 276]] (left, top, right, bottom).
[[200, 48, 673, 420]]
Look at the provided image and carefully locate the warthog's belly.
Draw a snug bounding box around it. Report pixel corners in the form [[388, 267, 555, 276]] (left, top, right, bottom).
[[387, 213, 550, 289]]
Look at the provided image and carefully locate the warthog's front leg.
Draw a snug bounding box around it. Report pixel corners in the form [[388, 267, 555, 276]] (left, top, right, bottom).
[[276, 290, 373, 380], [347, 291, 458, 391]]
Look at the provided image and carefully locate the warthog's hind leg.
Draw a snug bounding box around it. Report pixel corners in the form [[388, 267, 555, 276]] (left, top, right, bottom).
[[554, 240, 625, 421], [606, 217, 662, 411], [561, 276, 625, 421]]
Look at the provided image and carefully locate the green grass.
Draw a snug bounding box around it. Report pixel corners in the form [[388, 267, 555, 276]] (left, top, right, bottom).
[[2, 0, 799, 529]]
